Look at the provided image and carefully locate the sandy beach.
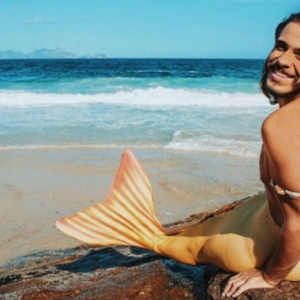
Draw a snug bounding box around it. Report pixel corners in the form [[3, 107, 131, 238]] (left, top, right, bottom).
[[0, 147, 263, 266]]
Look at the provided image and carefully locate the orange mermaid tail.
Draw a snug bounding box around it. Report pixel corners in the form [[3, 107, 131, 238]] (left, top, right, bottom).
[[56, 150, 164, 251]]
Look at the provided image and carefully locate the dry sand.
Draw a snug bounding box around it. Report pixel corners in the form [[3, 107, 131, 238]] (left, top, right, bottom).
[[0, 148, 262, 265]]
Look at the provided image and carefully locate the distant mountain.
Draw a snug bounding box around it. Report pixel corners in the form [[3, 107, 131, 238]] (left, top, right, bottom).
[[0, 50, 26, 59], [0, 48, 106, 59]]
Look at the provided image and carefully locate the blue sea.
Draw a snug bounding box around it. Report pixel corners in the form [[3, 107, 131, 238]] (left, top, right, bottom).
[[0, 58, 273, 158]]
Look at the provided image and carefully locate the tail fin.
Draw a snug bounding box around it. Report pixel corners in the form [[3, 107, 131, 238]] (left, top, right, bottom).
[[56, 150, 165, 251]]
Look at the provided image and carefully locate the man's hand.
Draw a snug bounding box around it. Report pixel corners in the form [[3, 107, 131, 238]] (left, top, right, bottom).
[[222, 268, 275, 298]]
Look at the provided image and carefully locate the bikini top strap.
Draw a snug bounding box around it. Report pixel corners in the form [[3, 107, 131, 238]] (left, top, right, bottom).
[[269, 179, 300, 200]]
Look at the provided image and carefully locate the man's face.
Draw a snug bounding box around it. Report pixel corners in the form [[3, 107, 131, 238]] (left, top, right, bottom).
[[266, 22, 300, 102]]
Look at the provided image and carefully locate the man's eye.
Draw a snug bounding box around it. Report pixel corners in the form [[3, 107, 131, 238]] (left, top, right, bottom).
[[274, 42, 286, 51], [275, 44, 285, 51]]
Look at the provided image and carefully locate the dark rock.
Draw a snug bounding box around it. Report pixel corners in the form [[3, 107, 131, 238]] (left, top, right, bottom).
[[0, 245, 215, 299]]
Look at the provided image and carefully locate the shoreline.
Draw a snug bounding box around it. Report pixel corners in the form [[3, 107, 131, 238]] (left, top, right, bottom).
[[0, 147, 262, 266]]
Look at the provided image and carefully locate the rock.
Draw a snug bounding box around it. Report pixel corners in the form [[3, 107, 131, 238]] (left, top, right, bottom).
[[0, 245, 215, 299]]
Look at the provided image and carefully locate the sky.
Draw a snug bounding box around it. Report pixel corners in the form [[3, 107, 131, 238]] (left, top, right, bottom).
[[0, 0, 300, 59]]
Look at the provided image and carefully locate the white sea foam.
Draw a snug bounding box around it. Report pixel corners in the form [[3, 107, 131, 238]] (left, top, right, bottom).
[[0, 87, 271, 157], [165, 131, 261, 158], [0, 87, 269, 108]]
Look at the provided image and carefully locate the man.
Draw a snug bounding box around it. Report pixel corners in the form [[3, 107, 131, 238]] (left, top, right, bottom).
[[224, 12, 300, 297], [56, 12, 300, 299]]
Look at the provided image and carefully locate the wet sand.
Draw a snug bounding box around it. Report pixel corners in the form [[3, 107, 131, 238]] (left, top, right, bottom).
[[0, 148, 263, 265]]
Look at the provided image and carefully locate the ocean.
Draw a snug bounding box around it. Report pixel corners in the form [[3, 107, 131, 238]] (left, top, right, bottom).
[[0, 58, 273, 157]]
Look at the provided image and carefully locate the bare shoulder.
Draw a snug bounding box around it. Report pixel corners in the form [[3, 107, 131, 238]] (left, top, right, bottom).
[[262, 100, 300, 142], [262, 100, 300, 190], [263, 99, 300, 125]]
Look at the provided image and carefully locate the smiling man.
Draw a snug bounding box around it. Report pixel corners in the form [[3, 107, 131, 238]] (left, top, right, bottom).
[[56, 12, 300, 298], [263, 20, 300, 103]]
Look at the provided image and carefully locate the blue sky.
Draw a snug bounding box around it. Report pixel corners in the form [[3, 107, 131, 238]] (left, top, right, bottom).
[[0, 0, 299, 58]]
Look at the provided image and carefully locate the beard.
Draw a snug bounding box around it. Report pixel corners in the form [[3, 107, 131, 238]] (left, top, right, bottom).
[[266, 81, 300, 104]]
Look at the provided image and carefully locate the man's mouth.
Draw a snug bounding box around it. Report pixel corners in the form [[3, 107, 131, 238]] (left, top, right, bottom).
[[274, 68, 295, 78], [269, 66, 296, 82]]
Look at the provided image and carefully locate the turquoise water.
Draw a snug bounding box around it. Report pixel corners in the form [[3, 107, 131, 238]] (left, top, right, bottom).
[[0, 59, 274, 157]]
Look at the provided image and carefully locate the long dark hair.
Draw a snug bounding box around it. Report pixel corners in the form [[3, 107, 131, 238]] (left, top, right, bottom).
[[260, 12, 300, 104]]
